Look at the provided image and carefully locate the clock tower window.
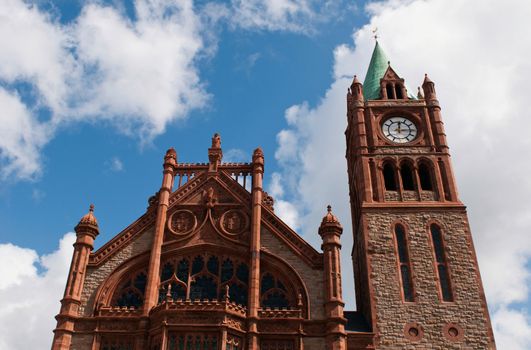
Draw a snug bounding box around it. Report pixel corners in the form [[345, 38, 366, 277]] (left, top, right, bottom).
[[400, 162, 415, 191], [418, 162, 434, 191], [383, 162, 398, 191]]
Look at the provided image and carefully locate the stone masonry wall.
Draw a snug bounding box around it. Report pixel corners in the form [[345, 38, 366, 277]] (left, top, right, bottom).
[[79, 226, 154, 316], [366, 210, 492, 349], [70, 334, 93, 350], [303, 337, 326, 349], [261, 227, 325, 320]]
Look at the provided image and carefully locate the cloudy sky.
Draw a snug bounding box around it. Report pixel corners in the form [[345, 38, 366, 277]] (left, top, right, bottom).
[[0, 0, 529, 349]]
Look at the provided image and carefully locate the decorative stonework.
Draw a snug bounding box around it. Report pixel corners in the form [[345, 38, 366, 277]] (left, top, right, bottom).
[[403, 322, 423, 341], [220, 209, 248, 235], [443, 323, 464, 342], [167, 210, 197, 236]]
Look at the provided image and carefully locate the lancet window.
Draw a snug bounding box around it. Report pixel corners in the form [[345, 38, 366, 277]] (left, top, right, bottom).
[[158, 254, 250, 306], [394, 224, 415, 302], [400, 162, 415, 191], [112, 270, 147, 308], [383, 162, 397, 191], [430, 224, 453, 301], [418, 162, 433, 191]]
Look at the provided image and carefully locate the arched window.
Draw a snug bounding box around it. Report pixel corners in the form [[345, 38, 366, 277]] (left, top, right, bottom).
[[400, 163, 415, 191], [113, 270, 147, 308], [418, 162, 433, 191], [386, 84, 394, 99], [430, 224, 453, 301], [394, 224, 414, 302], [383, 163, 397, 191], [395, 85, 403, 99], [157, 254, 250, 306], [260, 273, 291, 308]]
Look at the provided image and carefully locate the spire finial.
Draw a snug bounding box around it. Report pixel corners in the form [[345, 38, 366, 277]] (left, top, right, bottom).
[[89, 204, 94, 212], [372, 27, 378, 42], [327, 205, 332, 213], [212, 133, 221, 149]]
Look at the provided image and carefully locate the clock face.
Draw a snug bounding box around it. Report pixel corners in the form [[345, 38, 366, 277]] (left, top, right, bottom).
[[382, 117, 418, 143]]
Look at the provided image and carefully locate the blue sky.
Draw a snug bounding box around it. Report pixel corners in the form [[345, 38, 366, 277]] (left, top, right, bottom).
[[0, 0, 530, 349], [0, 0, 362, 250]]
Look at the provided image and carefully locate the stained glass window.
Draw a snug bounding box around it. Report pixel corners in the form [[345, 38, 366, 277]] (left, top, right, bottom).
[[112, 270, 147, 308], [260, 273, 292, 308], [156, 254, 250, 306]]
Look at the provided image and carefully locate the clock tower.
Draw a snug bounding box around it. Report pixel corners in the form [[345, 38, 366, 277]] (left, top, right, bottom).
[[345, 42, 496, 348]]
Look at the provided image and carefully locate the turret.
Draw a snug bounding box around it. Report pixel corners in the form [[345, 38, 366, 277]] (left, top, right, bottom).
[[319, 205, 347, 350], [422, 73, 437, 101], [52, 205, 99, 350]]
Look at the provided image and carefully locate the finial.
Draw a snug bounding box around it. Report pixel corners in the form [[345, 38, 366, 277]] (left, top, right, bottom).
[[372, 27, 378, 41], [327, 205, 332, 213], [387, 60, 391, 66], [224, 284, 230, 302], [165, 283, 173, 302], [297, 292, 303, 307], [212, 133, 221, 148], [76, 202, 100, 233]]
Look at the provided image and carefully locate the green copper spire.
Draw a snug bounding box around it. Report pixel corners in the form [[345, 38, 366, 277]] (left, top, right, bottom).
[[363, 41, 389, 100], [362, 41, 416, 100]]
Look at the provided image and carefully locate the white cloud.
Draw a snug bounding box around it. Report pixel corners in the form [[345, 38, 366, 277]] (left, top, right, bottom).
[[272, 0, 531, 348], [70, 0, 208, 140], [0, 233, 75, 349], [0, 0, 74, 114], [0, 0, 210, 179], [106, 156, 124, 172], [0, 88, 50, 180], [228, 0, 354, 33], [223, 148, 248, 163]]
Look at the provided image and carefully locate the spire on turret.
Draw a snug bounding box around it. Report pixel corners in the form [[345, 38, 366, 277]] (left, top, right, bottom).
[[350, 75, 364, 102], [75, 204, 99, 237], [422, 73, 437, 100]]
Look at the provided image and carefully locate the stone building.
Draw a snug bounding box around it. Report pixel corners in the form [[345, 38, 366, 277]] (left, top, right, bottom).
[[52, 42, 495, 349]]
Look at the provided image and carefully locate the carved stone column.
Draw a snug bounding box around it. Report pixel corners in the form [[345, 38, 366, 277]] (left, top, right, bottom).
[[143, 148, 177, 315], [247, 147, 264, 349]]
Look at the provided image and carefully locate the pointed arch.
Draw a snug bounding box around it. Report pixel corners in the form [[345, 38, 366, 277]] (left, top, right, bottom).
[[382, 161, 397, 191], [392, 222, 415, 302], [399, 160, 415, 191], [417, 160, 434, 191], [428, 223, 454, 302]]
